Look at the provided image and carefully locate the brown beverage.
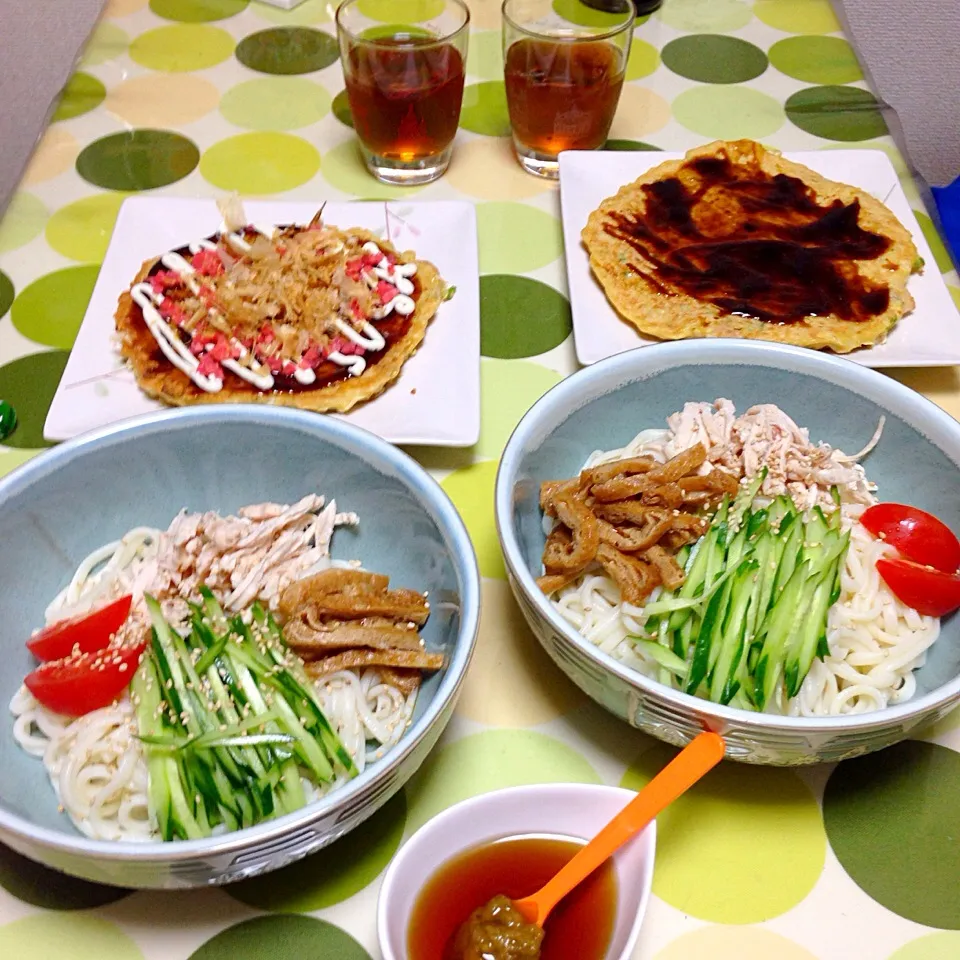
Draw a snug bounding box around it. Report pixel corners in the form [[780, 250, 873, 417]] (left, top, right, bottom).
[[344, 38, 465, 163], [504, 38, 625, 156]]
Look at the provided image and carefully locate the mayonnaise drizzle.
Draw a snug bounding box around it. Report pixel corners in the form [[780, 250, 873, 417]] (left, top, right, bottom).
[[131, 284, 223, 392], [136, 231, 415, 392]]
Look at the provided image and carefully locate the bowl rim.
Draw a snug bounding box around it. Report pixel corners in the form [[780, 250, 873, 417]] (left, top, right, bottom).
[[376, 782, 656, 960], [0, 404, 482, 863], [495, 338, 960, 732]]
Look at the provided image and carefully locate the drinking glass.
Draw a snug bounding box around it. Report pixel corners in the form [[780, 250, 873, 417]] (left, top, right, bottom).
[[336, 0, 470, 186], [502, 0, 634, 179]]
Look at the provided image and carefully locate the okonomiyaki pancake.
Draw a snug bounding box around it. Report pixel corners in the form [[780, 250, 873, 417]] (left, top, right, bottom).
[[581, 139, 921, 353]]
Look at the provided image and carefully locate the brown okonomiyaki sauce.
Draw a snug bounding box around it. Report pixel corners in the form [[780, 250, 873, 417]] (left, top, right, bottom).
[[141, 231, 416, 393], [602, 155, 894, 324]]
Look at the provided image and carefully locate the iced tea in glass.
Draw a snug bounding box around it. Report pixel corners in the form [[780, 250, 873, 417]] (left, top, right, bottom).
[[336, 0, 469, 185], [502, 0, 634, 178]]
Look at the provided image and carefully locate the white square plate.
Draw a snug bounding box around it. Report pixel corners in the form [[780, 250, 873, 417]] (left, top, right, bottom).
[[45, 198, 480, 446], [559, 150, 960, 368]]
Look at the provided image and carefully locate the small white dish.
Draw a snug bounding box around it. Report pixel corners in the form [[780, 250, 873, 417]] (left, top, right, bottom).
[[559, 149, 960, 369], [377, 783, 655, 960], [44, 198, 480, 447]]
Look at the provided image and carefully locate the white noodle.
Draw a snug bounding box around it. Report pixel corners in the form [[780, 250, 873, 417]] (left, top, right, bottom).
[[549, 403, 940, 716], [10, 500, 418, 841]]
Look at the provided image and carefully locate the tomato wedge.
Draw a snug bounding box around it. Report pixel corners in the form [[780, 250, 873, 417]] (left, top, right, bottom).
[[861, 504, 960, 574], [876, 556, 960, 617], [26, 595, 133, 662], [24, 641, 146, 716]]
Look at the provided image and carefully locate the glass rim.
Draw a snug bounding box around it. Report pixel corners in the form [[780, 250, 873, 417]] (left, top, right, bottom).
[[335, 0, 471, 48], [501, 0, 636, 43]]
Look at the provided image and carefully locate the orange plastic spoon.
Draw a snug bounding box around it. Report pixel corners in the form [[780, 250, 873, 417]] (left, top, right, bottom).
[[513, 731, 726, 928]]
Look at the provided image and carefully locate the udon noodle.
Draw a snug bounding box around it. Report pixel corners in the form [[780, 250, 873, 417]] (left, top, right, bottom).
[[10, 509, 417, 841], [550, 406, 940, 716]]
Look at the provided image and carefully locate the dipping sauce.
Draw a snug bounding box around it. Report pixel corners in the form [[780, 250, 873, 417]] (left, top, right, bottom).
[[408, 835, 617, 960]]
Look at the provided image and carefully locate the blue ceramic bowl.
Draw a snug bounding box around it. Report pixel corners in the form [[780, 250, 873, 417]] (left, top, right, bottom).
[[0, 406, 480, 886], [496, 340, 960, 765]]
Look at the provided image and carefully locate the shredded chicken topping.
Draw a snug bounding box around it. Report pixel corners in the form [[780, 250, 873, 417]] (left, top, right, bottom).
[[654, 398, 880, 509]]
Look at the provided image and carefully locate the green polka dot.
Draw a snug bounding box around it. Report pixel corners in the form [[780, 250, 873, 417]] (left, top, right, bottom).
[[476, 359, 561, 460], [824, 741, 960, 929], [149, 0, 249, 22], [220, 77, 331, 130], [754, 0, 841, 34], [0, 271, 13, 319], [622, 743, 825, 923], [467, 30, 502, 81], [227, 790, 406, 911], [916, 211, 953, 274], [357, 0, 444, 21], [0, 914, 142, 960], [406, 729, 601, 833], [460, 81, 511, 137], [786, 85, 887, 141], [52, 72, 106, 122], [0, 449, 42, 478], [673, 85, 785, 140], [551, 0, 628, 28], [605, 139, 661, 151], [0, 192, 47, 253], [476, 202, 562, 273], [200, 132, 320, 194], [662, 35, 767, 84], [769, 36, 863, 84], [655, 926, 817, 960], [255, 0, 331, 25], [888, 932, 960, 960], [0, 843, 130, 910], [480, 275, 571, 359], [80, 22, 129, 66], [45, 193, 126, 262], [188, 916, 371, 960], [332, 89, 353, 127], [130, 25, 235, 71], [659, 0, 753, 32], [12, 266, 99, 350], [77, 130, 200, 190], [236, 27, 339, 75], [321, 139, 424, 199], [625, 38, 659, 81], [441, 460, 504, 578]]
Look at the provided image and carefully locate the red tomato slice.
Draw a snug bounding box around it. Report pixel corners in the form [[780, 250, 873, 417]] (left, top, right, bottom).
[[24, 641, 146, 716], [26, 595, 133, 662], [861, 504, 960, 574], [876, 556, 960, 617]]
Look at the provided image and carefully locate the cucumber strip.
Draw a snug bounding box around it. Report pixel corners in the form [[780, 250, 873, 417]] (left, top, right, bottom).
[[730, 468, 767, 529], [784, 571, 834, 697], [641, 560, 745, 616], [755, 561, 813, 709], [709, 560, 758, 702], [630, 638, 689, 677], [667, 500, 727, 633], [684, 579, 728, 695]]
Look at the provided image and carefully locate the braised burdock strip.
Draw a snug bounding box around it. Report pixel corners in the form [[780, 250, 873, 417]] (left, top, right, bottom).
[[537, 443, 736, 602]]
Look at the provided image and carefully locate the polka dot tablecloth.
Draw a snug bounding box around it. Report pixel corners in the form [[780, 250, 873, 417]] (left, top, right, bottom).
[[1, 1, 960, 957]]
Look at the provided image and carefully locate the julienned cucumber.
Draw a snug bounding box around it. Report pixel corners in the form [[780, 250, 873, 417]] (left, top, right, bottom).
[[627, 472, 850, 711], [134, 592, 356, 842]]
